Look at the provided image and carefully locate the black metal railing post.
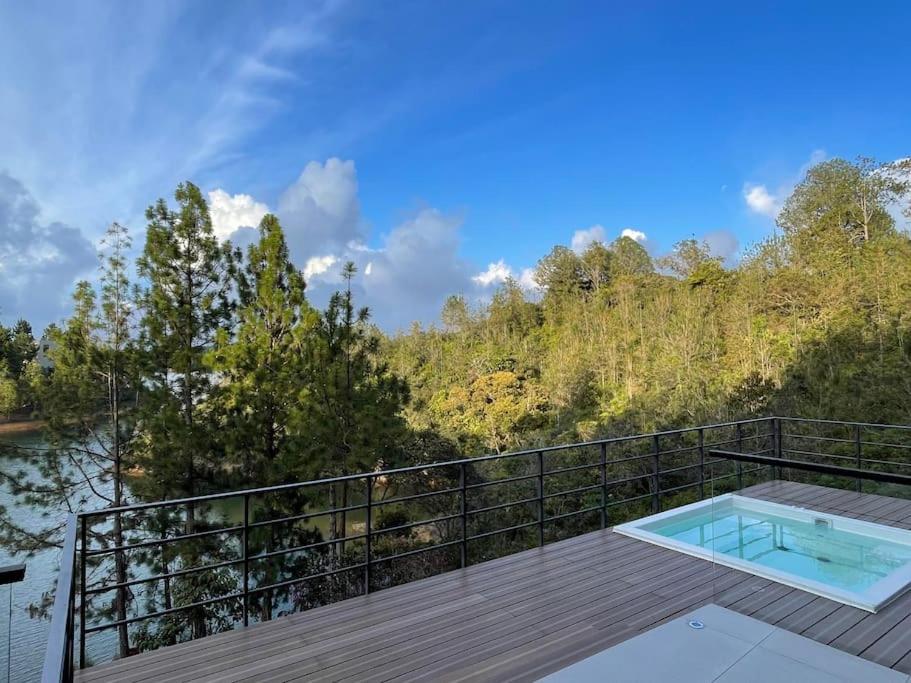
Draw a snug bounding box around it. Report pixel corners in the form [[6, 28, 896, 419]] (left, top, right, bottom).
[[599, 442, 607, 529], [78, 516, 87, 671], [459, 462, 468, 568], [773, 417, 782, 480], [242, 493, 249, 627], [365, 476, 373, 594], [537, 451, 545, 547], [1, 563, 25, 683], [736, 422, 744, 490], [854, 423, 862, 492], [697, 428, 705, 500], [652, 435, 660, 513]]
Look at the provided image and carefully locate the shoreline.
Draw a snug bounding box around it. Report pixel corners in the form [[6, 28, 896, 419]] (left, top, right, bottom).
[[0, 419, 44, 436]]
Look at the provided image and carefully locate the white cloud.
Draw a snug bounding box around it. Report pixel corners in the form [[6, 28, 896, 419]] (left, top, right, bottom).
[[571, 225, 607, 252], [303, 254, 338, 281], [0, 172, 96, 329], [621, 228, 647, 243], [472, 260, 512, 287], [351, 208, 475, 330], [278, 158, 362, 261], [518, 267, 540, 292], [742, 150, 829, 221], [743, 183, 780, 218], [702, 229, 740, 263], [208, 188, 270, 240]]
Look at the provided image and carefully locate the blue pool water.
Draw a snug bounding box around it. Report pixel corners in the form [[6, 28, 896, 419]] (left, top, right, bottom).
[[642, 503, 911, 593]]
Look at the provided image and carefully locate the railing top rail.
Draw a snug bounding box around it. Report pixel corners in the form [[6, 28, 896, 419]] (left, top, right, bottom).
[[41, 514, 77, 683], [777, 416, 911, 430], [80, 416, 774, 519], [708, 448, 911, 487]]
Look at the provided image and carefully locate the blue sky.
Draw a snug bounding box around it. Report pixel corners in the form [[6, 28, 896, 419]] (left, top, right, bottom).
[[1, 1, 909, 331]]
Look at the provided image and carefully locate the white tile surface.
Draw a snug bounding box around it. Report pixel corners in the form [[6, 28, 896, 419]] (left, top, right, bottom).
[[538, 604, 910, 683]]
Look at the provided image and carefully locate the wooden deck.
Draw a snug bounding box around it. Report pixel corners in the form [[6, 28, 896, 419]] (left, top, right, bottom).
[[76, 481, 911, 682]]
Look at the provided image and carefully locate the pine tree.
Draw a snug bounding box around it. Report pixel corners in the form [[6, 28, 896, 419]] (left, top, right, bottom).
[[294, 262, 409, 556], [206, 214, 316, 621], [135, 182, 238, 641], [136, 182, 237, 510]]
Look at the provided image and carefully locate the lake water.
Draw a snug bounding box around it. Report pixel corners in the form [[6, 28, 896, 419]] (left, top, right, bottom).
[[0, 429, 96, 683]]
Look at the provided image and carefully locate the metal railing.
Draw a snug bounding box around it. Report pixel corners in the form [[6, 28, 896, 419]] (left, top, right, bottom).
[[39, 416, 911, 677], [41, 516, 76, 683]]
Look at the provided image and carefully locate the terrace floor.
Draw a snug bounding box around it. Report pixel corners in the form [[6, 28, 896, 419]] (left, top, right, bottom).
[[76, 481, 911, 682]]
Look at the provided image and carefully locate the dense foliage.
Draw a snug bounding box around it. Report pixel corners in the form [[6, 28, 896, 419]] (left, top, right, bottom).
[[388, 157, 911, 452]]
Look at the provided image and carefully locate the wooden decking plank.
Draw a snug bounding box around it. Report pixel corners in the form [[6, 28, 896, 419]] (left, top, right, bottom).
[[81, 532, 628, 682], [166, 541, 665, 683], [800, 604, 869, 644]]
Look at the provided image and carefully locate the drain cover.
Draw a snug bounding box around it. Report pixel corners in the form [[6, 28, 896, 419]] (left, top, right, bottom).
[[688, 619, 705, 630]]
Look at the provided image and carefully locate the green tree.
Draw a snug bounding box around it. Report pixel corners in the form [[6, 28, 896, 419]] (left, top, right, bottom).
[[293, 262, 410, 552], [135, 182, 239, 642], [0, 360, 16, 417], [610, 235, 653, 276], [208, 214, 314, 481], [778, 157, 909, 252], [136, 182, 238, 510], [205, 215, 317, 621]]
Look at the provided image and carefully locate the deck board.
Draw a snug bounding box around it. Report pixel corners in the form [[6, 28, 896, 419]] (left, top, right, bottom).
[[76, 481, 911, 682]]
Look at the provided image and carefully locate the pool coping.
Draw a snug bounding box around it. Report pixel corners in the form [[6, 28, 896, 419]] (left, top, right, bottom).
[[613, 493, 911, 613]]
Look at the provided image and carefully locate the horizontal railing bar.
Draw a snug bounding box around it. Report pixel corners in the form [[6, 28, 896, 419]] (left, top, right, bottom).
[[784, 433, 855, 445], [85, 524, 244, 557], [860, 440, 911, 451], [370, 539, 463, 564], [372, 487, 462, 507], [659, 481, 701, 495], [544, 505, 602, 523], [467, 496, 539, 516], [80, 417, 775, 518], [84, 557, 245, 596], [371, 513, 462, 536], [247, 562, 368, 595], [778, 417, 911, 431], [250, 533, 368, 562], [782, 433, 911, 451], [465, 473, 538, 490], [247, 502, 369, 530], [605, 491, 654, 507], [468, 520, 539, 541], [605, 472, 654, 487], [84, 590, 244, 634], [659, 462, 704, 476], [543, 483, 602, 500], [860, 458, 911, 468], [544, 462, 599, 476], [780, 448, 857, 462], [708, 449, 911, 486]]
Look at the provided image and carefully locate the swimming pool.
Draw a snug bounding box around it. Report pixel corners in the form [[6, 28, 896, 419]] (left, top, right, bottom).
[[613, 494, 911, 612]]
